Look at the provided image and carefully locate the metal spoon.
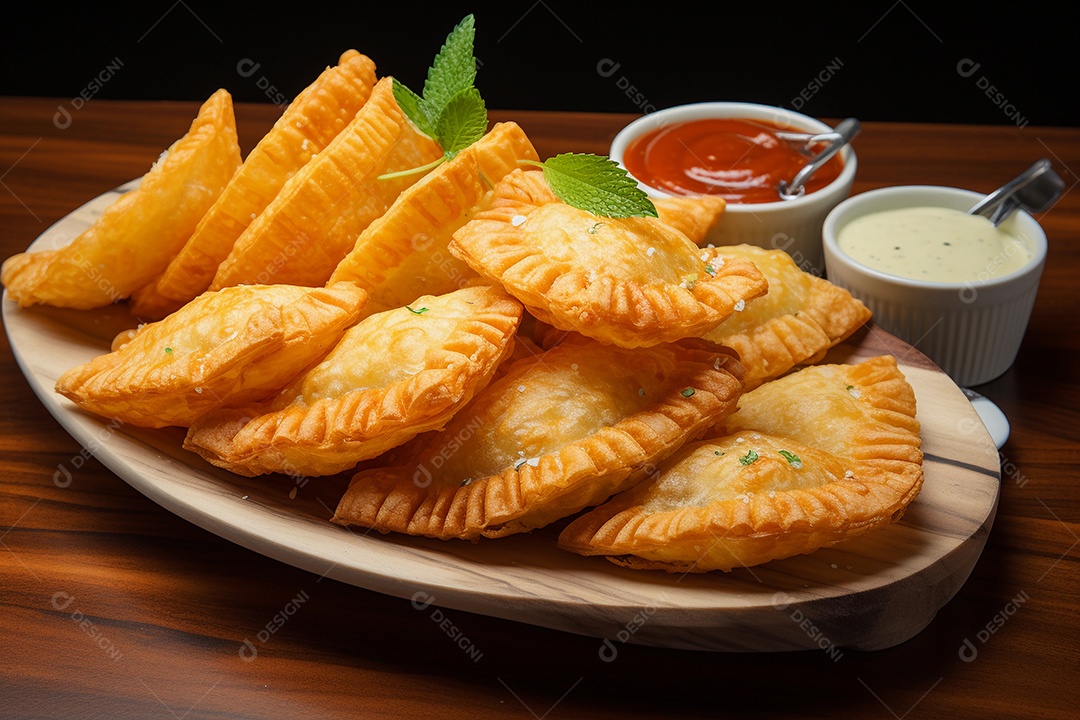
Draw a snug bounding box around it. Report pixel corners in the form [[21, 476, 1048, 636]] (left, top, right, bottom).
[[774, 129, 844, 156], [778, 117, 860, 200], [968, 158, 1064, 226]]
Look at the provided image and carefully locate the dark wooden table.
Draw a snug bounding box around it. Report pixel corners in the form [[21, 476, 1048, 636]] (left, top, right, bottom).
[[1, 96, 1077, 719]]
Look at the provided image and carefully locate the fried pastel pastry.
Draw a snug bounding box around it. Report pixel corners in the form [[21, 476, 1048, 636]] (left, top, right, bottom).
[[209, 77, 442, 290], [183, 285, 522, 477], [454, 172, 725, 245], [55, 283, 368, 428], [449, 169, 768, 348], [653, 196, 726, 245], [130, 50, 378, 319], [2, 89, 241, 309], [702, 244, 871, 389], [329, 122, 539, 315], [558, 355, 923, 572], [332, 337, 745, 540]]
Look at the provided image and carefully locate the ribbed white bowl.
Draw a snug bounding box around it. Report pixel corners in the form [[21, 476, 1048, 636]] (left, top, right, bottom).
[[823, 186, 1047, 386]]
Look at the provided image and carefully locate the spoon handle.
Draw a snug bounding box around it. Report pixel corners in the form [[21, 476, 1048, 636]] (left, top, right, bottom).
[[987, 197, 1021, 227], [779, 118, 860, 200], [968, 158, 1064, 226]]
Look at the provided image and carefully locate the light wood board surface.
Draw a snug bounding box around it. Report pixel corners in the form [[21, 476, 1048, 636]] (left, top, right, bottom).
[[3, 182, 1001, 653]]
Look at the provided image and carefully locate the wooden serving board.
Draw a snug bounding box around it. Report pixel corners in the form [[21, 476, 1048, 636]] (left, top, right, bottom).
[[2, 186, 1001, 653]]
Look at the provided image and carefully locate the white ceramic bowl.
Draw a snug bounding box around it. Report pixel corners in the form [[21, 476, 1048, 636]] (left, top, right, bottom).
[[823, 185, 1047, 386], [609, 102, 857, 275]]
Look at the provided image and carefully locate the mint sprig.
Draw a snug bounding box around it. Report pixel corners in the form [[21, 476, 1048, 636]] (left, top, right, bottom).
[[383, 15, 657, 222], [522, 153, 658, 219], [421, 14, 477, 125], [383, 14, 487, 178], [391, 82, 434, 138], [436, 87, 487, 159]]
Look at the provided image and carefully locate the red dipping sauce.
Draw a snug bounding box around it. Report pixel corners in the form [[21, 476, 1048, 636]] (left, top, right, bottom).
[[622, 118, 845, 204]]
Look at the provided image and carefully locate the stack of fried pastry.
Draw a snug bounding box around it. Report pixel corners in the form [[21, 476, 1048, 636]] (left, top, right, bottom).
[[0, 50, 922, 573]]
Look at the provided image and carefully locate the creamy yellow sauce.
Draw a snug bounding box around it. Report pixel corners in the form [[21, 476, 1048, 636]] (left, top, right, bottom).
[[837, 206, 1033, 283]]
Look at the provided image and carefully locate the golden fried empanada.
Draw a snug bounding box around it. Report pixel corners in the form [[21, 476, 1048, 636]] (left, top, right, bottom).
[[329, 122, 539, 314], [558, 356, 923, 572], [702, 244, 871, 389], [332, 337, 745, 540], [55, 283, 368, 428], [2, 89, 241, 309], [448, 169, 768, 348], [130, 50, 378, 319], [455, 173, 726, 245], [653, 196, 726, 245], [183, 286, 522, 477], [209, 77, 442, 290]]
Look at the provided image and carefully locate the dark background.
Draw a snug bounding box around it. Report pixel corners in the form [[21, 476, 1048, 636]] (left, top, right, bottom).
[[3, 2, 1078, 127]]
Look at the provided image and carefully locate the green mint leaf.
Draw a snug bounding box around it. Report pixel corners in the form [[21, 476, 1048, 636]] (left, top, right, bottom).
[[421, 14, 477, 125], [406, 305, 429, 315], [392, 78, 435, 138], [739, 449, 759, 466], [531, 153, 658, 218], [435, 87, 487, 159]]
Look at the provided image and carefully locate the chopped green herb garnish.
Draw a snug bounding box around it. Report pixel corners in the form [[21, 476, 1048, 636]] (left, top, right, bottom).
[[779, 450, 802, 467], [164, 347, 173, 355], [714, 450, 725, 457], [739, 449, 759, 466], [406, 306, 429, 315], [681, 387, 696, 397], [704, 264, 716, 277]]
